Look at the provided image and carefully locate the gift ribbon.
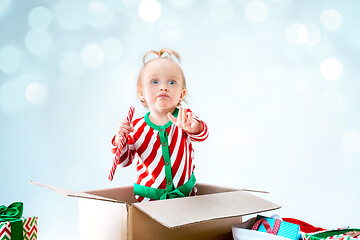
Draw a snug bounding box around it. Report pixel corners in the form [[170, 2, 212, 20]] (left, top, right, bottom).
[[133, 172, 196, 200], [252, 218, 281, 235], [159, 188, 186, 200], [0, 202, 24, 240]]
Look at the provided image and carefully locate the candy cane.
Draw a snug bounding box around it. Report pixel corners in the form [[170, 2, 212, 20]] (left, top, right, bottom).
[[108, 106, 135, 181]]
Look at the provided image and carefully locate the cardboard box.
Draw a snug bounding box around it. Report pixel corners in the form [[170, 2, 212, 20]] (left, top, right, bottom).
[[31, 181, 280, 240]]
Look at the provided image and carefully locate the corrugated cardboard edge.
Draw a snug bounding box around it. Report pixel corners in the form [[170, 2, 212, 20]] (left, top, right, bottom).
[[30, 180, 124, 204], [132, 190, 281, 229], [127, 205, 130, 240]]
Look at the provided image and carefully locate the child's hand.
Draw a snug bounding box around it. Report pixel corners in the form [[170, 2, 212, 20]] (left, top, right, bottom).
[[114, 120, 134, 146], [167, 107, 203, 134]]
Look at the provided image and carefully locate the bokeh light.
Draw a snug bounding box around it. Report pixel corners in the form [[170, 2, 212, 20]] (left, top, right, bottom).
[[320, 57, 343, 81], [81, 43, 104, 67], [245, 0, 269, 23], [271, 0, 293, 11], [209, 0, 234, 23], [307, 35, 330, 57], [0, 74, 44, 113], [87, 1, 114, 28], [101, 38, 123, 63], [25, 29, 52, 55], [54, 0, 87, 31], [28, 6, 53, 30], [286, 23, 307, 45], [0, 46, 21, 74], [298, 25, 309, 44], [305, 25, 322, 47], [0, 0, 11, 16], [25, 82, 48, 104], [138, 0, 161, 22], [285, 23, 320, 47], [320, 9, 342, 31]]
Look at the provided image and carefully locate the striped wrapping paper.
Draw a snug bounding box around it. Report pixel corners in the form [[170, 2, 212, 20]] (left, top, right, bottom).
[[0, 217, 37, 240], [305, 228, 360, 240]]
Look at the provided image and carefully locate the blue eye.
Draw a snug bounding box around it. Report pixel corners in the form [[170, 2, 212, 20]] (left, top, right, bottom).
[[152, 80, 158, 84], [169, 80, 175, 85]]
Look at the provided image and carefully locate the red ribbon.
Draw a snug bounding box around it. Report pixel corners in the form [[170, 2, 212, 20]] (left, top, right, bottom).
[[252, 218, 281, 235]]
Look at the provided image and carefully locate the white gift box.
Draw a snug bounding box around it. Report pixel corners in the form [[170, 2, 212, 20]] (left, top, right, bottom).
[[232, 217, 290, 240]]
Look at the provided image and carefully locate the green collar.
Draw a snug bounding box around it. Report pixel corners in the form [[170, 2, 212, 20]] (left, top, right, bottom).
[[144, 108, 179, 131]]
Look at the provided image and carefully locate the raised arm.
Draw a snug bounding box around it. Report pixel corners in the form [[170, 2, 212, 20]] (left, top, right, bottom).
[[167, 107, 209, 142]]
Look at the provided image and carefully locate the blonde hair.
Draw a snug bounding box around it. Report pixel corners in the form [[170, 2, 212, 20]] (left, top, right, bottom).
[[137, 48, 187, 108]]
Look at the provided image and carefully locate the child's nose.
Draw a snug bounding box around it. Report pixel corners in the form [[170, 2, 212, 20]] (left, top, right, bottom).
[[159, 85, 168, 91]]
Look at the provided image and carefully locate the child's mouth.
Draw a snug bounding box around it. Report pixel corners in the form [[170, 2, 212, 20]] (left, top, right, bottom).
[[157, 93, 170, 98]]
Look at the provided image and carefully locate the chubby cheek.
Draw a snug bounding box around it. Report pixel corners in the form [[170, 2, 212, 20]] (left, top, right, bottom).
[[146, 87, 157, 96], [142, 88, 158, 101]]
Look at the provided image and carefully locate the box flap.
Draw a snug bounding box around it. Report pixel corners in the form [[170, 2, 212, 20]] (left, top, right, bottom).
[[133, 190, 281, 229], [196, 183, 269, 195], [30, 181, 124, 203], [85, 186, 138, 205]]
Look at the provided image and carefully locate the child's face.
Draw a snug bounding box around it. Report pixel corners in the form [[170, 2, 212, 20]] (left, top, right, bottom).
[[138, 59, 186, 112]]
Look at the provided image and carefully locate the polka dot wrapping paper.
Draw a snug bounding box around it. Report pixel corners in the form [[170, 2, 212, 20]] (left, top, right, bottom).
[[253, 215, 301, 240]]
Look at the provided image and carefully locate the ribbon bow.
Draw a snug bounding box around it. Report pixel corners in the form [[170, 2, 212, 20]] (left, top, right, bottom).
[[0, 202, 23, 221], [160, 189, 186, 200], [0, 202, 24, 240]]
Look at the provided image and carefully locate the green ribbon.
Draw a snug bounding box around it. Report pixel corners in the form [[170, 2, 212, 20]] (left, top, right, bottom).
[[159, 188, 185, 200], [134, 173, 196, 200], [0, 202, 24, 240]]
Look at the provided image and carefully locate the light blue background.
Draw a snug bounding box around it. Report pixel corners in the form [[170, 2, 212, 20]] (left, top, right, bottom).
[[1, 0, 360, 239]]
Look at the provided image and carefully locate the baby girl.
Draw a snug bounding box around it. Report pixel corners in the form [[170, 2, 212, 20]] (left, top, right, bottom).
[[111, 49, 208, 202]]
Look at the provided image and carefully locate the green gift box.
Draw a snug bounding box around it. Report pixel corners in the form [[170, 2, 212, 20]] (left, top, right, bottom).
[[0, 202, 38, 240]]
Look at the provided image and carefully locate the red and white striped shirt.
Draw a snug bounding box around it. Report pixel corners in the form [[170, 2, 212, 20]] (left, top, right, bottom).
[[111, 109, 208, 202]]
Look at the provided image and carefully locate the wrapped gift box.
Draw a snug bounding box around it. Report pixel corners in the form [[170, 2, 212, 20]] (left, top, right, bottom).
[[0, 217, 37, 240], [253, 215, 301, 240], [233, 216, 300, 240], [305, 228, 360, 240]]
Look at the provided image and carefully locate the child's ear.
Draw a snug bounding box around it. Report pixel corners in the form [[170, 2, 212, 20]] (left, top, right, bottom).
[[138, 89, 145, 101], [180, 88, 186, 100]]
